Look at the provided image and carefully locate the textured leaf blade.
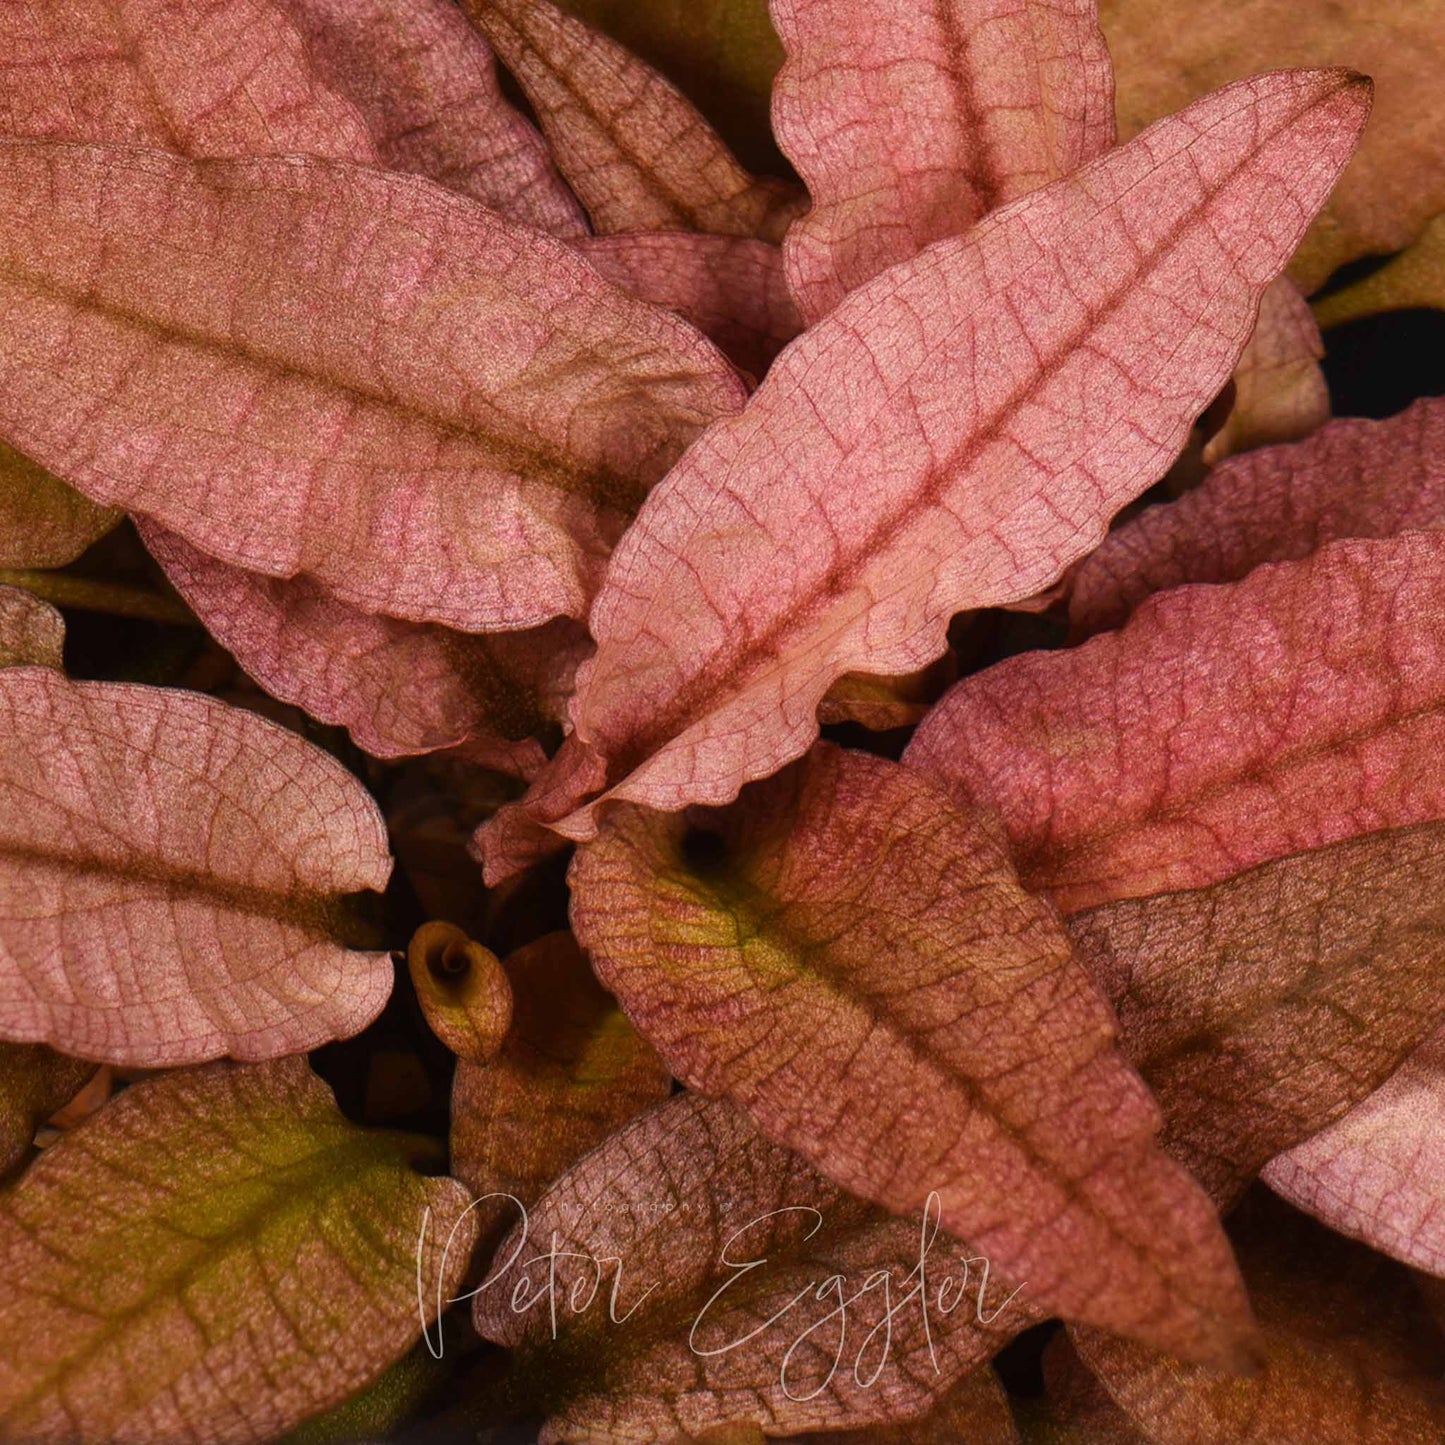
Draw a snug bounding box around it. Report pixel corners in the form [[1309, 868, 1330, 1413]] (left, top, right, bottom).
[[908, 532, 1445, 912], [0, 587, 64, 670], [571, 745, 1254, 1366], [0, 1058, 477, 1445], [0, 1044, 91, 1182], [482, 69, 1369, 862], [0, 142, 745, 631], [771, 0, 1115, 321], [0, 441, 119, 569], [0, 668, 393, 1067]]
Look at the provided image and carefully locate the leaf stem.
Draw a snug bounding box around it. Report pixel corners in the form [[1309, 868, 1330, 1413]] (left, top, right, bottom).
[[0, 568, 198, 627]]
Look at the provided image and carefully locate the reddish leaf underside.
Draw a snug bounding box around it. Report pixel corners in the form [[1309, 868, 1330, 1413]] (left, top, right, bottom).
[[571, 744, 1255, 1367], [771, 0, 1116, 322], [907, 532, 1445, 913], [0, 668, 394, 1066], [480, 68, 1369, 872]]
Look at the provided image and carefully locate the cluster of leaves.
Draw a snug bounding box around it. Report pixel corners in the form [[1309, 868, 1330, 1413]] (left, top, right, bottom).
[[1, 0, 1444, 1440]]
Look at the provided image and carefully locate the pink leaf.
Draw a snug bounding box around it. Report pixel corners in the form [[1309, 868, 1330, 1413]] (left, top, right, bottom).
[[480, 69, 1369, 871], [281, 0, 587, 234], [0, 142, 745, 631], [0, 588, 63, 671], [142, 523, 586, 766], [575, 232, 803, 381], [907, 531, 1445, 913], [771, 0, 1115, 321], [1263, 1028, 1445, 1278], [462, 0, 799, 239], [1070, 396, 1445, 637], [0, 669, 393, 1067]]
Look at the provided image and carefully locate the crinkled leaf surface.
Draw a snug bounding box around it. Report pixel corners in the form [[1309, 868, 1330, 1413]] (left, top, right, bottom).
[[450, 931, 670, 1253], [0, 668, 393, 1067], [0, 442, 119, 569], [1070, 396, 1445, 636], [1073, 1190, 1445, 1443], [463, 0, 796, 239], [1264, 1027, 1445, 1278], [1101, 0, 1445, 291], [478, 70, 1368, 864], [0, 586, 63, 670], [0, 1043, 91, 1183], [771, 0, 1115, 322], [475, 1091, 1041, 1441], [283, 0, 586, 232], [908, 532, 1445, 912], [793, 1370, 1020, 1444], [571, 744, 1254, 1366], [406, 921, 512, 1062], [1201, 276, 1328, 465], [143, 524, 587, 765], [1067, 819, 1445, 1206], [0, 1058, 477, 1445], [0, 142, 745, 632]]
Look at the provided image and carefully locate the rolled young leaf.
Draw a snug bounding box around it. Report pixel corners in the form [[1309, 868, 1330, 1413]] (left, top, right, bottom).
[[0, 1058, 478, 1444], [908, 532, 1445, 912], [406, 921, 512, 1062], [571, 745, 1255, 1367], [0, 668, 393, 1067], [0, 142, 746, 633], [771, 0, 1115, 322], [480, 68, 1369, 867]]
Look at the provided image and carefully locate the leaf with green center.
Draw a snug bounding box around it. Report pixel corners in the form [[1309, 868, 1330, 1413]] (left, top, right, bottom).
[[0, 667, 394, 1067], [0, 1057, 477, 1444], [570, 744, 1254, 1366]]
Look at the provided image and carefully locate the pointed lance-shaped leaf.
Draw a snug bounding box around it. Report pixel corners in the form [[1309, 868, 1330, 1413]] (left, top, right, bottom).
[[770, 0, 1115, 323], [0, 441, 119, 570], [0, 587, 63, 671], [908, 532, 1445, 913], [0, 1058, 477, 1445], [1263, 1027, 1445, 1278], [281, 0, 587, 234], [1070, 396, 1445, 637], [1201, 276, 1329, 466], [1072, 1190, 1445, 1443], [141, 524, 587, 767], [462, 0, 798, 239], [1066, 819, 1445, 1208], [0, 668, 393, 1067], [575, 232, 802, 382], [474, 1092, 1042, 1440], [571, 745, 1255, 1367], [479, 70, 1370, 868], [450, 931, 671, 1255], [0, 142, 746, 633], [406, 921, 512, 1063]]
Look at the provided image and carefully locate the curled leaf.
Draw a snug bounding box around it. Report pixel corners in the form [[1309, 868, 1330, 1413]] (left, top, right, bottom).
[[0, 441, 119, 569], [283, 0, 586, 233], [406, 921, 512, 1062], [1067, 819, 1445, 1206], [1069, 397, 1445, 637], [463, 0, 797, 239], [571, 744, 1254, 1366], [0, 1058, 477, 1444], [0, 142, 745, 631], [0, 586, 63, 670], [0, 668, 393, 1067], [1201, 276, 1329, 465], [908, 532, 1445, 912], [771, 0, 1115, 321], [474, 1092, 1041, 1439], [482, 70, 1369, 865], [1263, 1027, 1445, 1278]]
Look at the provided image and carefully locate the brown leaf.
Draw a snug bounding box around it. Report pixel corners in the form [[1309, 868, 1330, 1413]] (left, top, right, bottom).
[[0, 668, 393, 1066], [407, 921, 512, 1062], [1314, 213, 1445, 328], [571, 744, 1255, 1367], [0, 586, 64, 670], [0, 1058, 477, 1444], [0, 1044, 92, 1183], [0, 441, 119, 569]]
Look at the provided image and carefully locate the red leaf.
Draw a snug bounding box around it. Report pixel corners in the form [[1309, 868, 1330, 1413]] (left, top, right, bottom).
[[1070, 396, 1445, 637], [0, 142, 745, 632], [281, 0, 587, 233], [480, 70, 1369, 870], [0, 669, 393, 1067], [571, 745, 1255, 1366], [908, 532, 1445, 912], [771, 0, 1115, 321]]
